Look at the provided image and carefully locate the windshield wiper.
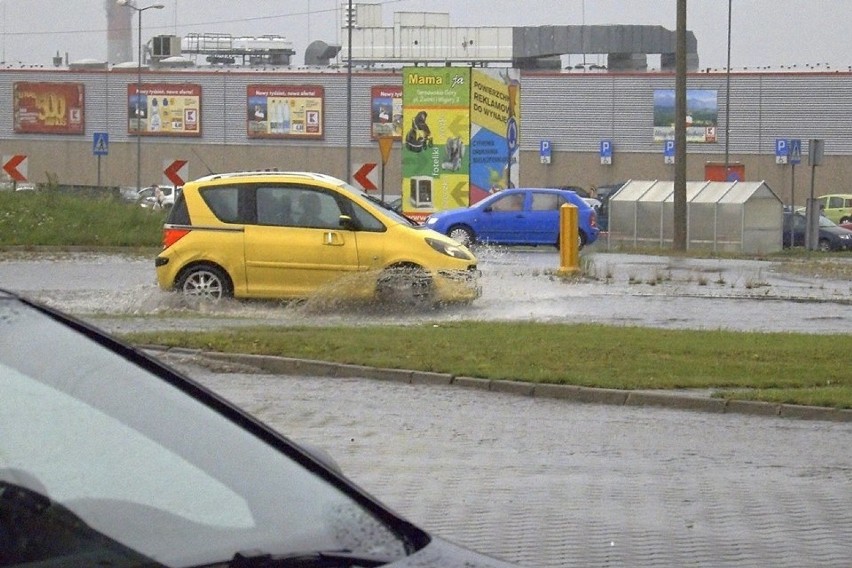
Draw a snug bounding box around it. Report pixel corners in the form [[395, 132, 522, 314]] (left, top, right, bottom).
[[226, 549, 394, 567]]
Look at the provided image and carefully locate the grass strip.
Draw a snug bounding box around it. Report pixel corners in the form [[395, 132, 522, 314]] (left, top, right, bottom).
[[122, 322, 851, 409]]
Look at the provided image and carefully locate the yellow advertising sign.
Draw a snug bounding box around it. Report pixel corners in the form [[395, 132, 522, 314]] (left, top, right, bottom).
[[127, 84, 202, 137]]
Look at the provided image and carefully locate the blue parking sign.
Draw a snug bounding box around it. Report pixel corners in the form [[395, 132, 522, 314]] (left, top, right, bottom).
[[775, 139, 788, 164], [540, 139, 552, 164], [663, 139, 675, 164], [600, 139, 612, 165]]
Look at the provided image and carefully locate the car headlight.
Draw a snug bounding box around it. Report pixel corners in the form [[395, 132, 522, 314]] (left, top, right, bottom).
[[425, 217, 438, 226], [425, 237, 473, 260]]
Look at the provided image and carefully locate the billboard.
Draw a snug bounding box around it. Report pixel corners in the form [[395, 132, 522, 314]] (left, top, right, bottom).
[[371, 85, 403, 139], [653, 89, 718, 143], [247, 85, 325, 139], [127, 84, 201, 136], [401, 67, 471, 222], [469, 68, 520, 203], [13, 82, 85, 134]]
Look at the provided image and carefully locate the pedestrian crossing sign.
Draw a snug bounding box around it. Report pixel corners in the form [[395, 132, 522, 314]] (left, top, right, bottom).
[[93, 132, 109, 156]]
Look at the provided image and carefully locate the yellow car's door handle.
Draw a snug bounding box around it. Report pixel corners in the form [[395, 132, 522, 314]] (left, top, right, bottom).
[[323, 231, 344, 246]]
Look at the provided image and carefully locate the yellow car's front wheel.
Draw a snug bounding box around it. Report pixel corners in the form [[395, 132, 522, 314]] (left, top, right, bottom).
[[376, 265, 433, 306]]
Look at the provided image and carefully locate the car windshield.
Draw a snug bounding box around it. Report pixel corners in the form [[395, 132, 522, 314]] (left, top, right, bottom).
[[315, 174, 416, 226], [361, 193, 419, 226], [0, 293, 412, 567]]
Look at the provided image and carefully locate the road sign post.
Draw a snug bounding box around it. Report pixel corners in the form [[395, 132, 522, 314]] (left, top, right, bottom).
[[805, 139, 824, 250], [378, 136, 393, 201], [789, 139, 801, 246], [93, 133, 109, 187]]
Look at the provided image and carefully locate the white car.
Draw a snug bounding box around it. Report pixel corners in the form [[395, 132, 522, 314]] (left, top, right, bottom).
[[136, 185, 180, 209], [583, 197, 602, 211]]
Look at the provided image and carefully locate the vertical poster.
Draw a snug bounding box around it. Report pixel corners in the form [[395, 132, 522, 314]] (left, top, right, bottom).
[[13, 82, 85, 134], [469, 68, 521, 203], [401, 67, 471, 223], [247, 85, 325, 139], [127, 84, 202, 136], [371, 85, 403, 139]]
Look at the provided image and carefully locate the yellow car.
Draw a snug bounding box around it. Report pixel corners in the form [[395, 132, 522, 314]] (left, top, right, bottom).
[[816, 194, 852, 225], [155, 171, 480, 304]]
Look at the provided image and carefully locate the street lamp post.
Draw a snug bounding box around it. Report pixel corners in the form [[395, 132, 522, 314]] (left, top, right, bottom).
[[117, 0, 165, 194]]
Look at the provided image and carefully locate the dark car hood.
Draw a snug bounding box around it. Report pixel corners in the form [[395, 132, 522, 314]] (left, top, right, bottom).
[[821, 226, 852, 237], [391, 535, 520, 567]]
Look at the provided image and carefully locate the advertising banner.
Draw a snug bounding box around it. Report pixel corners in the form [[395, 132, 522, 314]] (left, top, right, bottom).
[[401, 67, 471, 222], [127, 84, 201, 136], [13, 82, 85, 134], [469, 68, 520, 203], [371, 85, 403, 139], [653, 89, 718, 143], [247, 85, 324, 139]]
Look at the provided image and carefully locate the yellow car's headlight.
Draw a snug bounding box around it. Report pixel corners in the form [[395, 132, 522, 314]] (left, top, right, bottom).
[[425, 237, 473, 260]]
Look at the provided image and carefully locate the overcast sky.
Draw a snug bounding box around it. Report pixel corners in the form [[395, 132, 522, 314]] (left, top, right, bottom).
[[1, 0, 850, 71]]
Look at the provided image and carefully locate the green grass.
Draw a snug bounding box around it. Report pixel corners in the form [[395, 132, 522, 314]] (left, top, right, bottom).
[[0, 190, 164, 247], [122, 322, 852, 409]]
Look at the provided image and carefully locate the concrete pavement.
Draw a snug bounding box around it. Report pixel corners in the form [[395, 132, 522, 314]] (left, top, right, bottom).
[[153, 348, 852, 568]]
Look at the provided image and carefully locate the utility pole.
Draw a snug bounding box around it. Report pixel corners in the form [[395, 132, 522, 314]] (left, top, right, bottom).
[[673, 0, 688, 250]]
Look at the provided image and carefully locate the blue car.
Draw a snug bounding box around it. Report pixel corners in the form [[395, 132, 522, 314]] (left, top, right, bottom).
[[425, 188, 600, 249]]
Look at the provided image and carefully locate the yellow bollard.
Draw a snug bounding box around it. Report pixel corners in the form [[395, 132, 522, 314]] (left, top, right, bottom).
[[558, 203, 580, 275]]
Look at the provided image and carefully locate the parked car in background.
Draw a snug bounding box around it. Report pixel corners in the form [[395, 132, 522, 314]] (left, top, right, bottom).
[[156, 171, 480, 303], [425, 187, 599, 250], [782, 210, 852, 251], [552, 184, 592, 199], [840, 220, 852, 231], [591, 181, 627, 231], [137, 184, 180, 209], [816, 193, 852, 224], [583, 197, 602, 212], [0, 289, 520, 568]]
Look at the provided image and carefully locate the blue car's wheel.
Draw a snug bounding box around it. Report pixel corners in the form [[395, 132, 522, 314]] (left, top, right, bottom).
[[556, 231, 586, 251], [447, 225, 475, 247]]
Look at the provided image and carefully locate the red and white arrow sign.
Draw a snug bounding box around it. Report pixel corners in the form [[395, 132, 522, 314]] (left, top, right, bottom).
[[163, 159, 188, 187], [352, 162, 378, 191], [2, 155, 28, 182]]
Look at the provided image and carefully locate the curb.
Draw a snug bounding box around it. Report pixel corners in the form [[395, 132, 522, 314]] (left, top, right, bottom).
[[150, 347, 852, 424]]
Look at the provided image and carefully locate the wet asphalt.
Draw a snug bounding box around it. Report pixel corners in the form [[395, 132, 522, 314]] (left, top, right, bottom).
[[155, 351, 852, 568]]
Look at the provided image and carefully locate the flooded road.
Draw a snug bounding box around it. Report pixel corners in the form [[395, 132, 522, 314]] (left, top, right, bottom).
[[0, 248, 850, 334]]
